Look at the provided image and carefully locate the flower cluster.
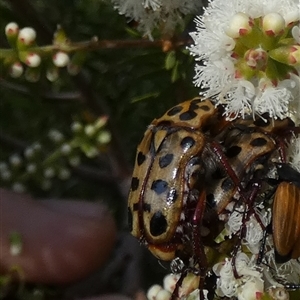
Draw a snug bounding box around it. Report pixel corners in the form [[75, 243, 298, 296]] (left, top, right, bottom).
[[147, 273, 205, 300], [110, 0, 202, 39], [0, 117, 110, 193], [189, 0, 300, 123], [2, 23, 84, 82], [213, 252, 264, 300]]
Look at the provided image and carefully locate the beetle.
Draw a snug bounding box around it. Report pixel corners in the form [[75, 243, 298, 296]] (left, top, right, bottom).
[[127, 97, 300, 298], [272, 163, 300, 262]]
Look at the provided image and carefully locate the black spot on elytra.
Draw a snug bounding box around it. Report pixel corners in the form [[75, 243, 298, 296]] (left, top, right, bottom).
[[206, 193, 216, 207], [151, 179, 168, 194], [253, 118, 270, 127], [150, 211, 168, 236], [211, 167, 226, 179], [190, 98, 201, 105], [137, 151, 146, 166], [143, 203, 151, 212], [189, 102, 200, 111], [131, 177, 139, 191], [199, 105, 210, 111], [128, 207, 133, 232], [156, 120, 172, 127], [159, 153, 174, 168], [167, 105, 183, 116], [221, 177, 234, 192], [250, 137, 267, 147], [226, 145, 242, 158], [133, 202, 151, 212], [167, 188, 178, 204], [180, 136, 195, 150], [179, 110, 197, 121]]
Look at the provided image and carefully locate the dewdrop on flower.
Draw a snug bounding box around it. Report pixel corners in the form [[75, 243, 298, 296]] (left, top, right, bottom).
[[189, 0, 300, 122]]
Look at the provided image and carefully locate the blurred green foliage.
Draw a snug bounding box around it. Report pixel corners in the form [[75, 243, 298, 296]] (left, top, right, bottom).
[[0, 0, 197, 201]]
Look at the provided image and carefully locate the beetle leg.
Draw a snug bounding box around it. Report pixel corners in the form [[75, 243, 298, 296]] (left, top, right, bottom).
[[231, 182, 262, 278], [192, 190, 207, 298]]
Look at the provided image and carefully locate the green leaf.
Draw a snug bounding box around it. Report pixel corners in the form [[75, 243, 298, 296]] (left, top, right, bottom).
[[165, 50, 176, 70]]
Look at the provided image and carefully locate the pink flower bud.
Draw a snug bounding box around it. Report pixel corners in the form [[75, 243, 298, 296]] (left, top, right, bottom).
[[5, 22, 19, 36], [53, 52, 70, 67], [25, 53, 41, 67], [9, 62, 23, 78], [244, 48, 268, 70], [262, 13, 285, 36], [226, 13, 254, 38], [18, 27, 36, 45]]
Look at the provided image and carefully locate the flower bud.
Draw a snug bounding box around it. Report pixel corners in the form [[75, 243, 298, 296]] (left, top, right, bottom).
[[58, 168, 70, 180], [44, 167, 55, 178], [46, 66, 59, 82], [267, 287, 289, 300], [24, 52, 41, 67], [84, 124, 96, 136], [69, 155, 81, 167], [244, 48, 268, 70], [67, 63, 80, 75], [1, 170, 12, 181], [0, 162, 8, 172], [26, 163, 37, 174], [25, 67, 40, 82], [60, 143, 72, 155], [226, 13, 253, 38], [262, 13, 285, 36], [156, 289, 172, 300], [9, 154, 22, 167], [292, 25, 300, 44], [9, 62, 23, 78], [53, 51, 70, 67], [270, 45, 300, 66], [48, 129, 64, 142], [18, 27, 36, 46], [147, 285, 163, 300], [163, 274, 180, 293], [5, 22, 19, 36], [71, 121, 82, 132], [97, 131, 111, 144], [5, 22, 19, 47], [12, 182, 26, 193]]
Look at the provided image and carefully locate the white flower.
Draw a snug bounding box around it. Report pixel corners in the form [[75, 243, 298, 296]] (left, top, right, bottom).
[[9, 154, 22, 167], [48, 129, 64, 142], [110, 0, 202, 39], [287, 135, 300, 172], [213, 252, 264, 299], [189, 0, 300, 122]]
